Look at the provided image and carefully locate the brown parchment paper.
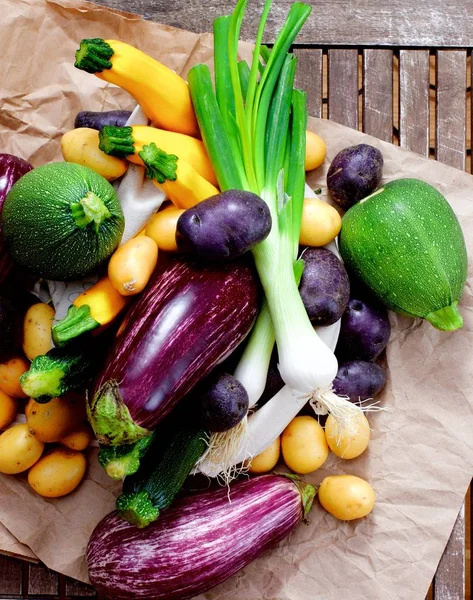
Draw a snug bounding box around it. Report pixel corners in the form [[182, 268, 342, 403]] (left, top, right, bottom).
[[1, 1, 472, 598]]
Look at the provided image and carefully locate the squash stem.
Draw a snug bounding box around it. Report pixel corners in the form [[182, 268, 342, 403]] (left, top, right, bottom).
[[139, 143, 178, 183], [19, 367, 64, 404], [99, 125, 135, 157], [425, 301, 463, 331], [74, 38, 114, 74], [116, 490, 159, 528], [52, 305, 100, 347], [71, 192, 111, 233]]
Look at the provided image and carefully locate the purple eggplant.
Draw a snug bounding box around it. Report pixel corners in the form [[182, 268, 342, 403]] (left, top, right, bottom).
[[0, 154, 33, 282], [87, 474, 316, 600], [89, 255, 259, 446]]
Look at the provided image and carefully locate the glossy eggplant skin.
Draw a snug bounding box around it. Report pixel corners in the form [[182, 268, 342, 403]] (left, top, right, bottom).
[[91, 256, 259, 438], [0, 154, 33, 282], [87, 474, 315, 600]]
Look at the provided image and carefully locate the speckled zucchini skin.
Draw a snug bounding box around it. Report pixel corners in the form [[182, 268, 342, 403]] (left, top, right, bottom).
[[339, 178, 468, 328]]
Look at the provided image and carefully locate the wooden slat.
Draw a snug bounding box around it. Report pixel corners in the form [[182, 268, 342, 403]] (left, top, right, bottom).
[[399, 50, 430, 155], [293, 48, 323, 118], [362, 49, 393, 142], [0, 555, 22, 595], [27, 562, 59, 596], [436, 50, 467, 170], [328, 49, 359, 129], [65, 575, 97, 597], [93, 0, 473, 47], [434, 506, 466, 600]]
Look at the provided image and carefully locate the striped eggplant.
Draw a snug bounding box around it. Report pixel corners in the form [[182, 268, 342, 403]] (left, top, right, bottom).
[[88, 255, 259, 446], [87, 474, 316, 600], [0, 154, 33, 283]]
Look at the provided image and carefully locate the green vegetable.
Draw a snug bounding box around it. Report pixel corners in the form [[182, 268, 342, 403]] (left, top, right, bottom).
[[116, 403, 208, 528], [1, 162, 124, 281], [98, 433, 156, 480], [339, 178, 468, 331]]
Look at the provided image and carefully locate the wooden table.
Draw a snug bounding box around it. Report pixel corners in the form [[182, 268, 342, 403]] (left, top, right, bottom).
[[1, 1, 472, 598]]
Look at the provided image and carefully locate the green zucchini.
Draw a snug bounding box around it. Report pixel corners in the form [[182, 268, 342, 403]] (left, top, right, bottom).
[[1, 162, 124, 281], [339, 178, 468, 331], [98, 432, 156, 480], [116, 403, 208, 528]]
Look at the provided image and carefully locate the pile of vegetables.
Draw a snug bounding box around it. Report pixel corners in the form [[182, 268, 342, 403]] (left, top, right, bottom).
[[0, 0, 469, 597]]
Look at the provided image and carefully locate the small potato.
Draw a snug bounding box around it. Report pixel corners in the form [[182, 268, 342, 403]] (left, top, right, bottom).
[[318, 474, 376, 520], [59, 422, 94, 451], [28, 448, 87, 498], [0, 389, 18, 430], [281, 416, 328, 474], [299, 198, 341, 247], [26, 394, 86, 443], [324, 413, 370, 459], [0, 423, 44, 474], [248, 436, 281, 474], [22, 303, 55, 360], [108, 236, 158, 296], [61, 128, 128, 181], [145, 205, 184, 253], [0, 356, 30, 398], [305, 130, 326, 171]]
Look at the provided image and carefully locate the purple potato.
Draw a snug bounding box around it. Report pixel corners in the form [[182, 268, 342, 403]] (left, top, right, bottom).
[[299, 247, 350, 325], [197, 371, 249, 432], [336, 294, 391, 361], [333, 360, 387, 403], [176, 190, 272, 259], [74, 110, 132, 130], [327, 143, 383, 210]]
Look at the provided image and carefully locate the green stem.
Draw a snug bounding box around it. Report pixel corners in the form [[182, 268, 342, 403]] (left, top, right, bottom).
[[99, 126, 135, 157], [116, 490, 159, 528], [139, 143, 178, 183], [425, 302, 464, 331], [98, 432, 156, 480], [70, 192, 111, 233], [52, 305, 100, 347], [74, 38, 114, 74], [19, 367, 63, 404]]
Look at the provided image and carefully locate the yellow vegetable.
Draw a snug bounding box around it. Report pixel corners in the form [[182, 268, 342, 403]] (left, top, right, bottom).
[[99, 125, 217, 186], [155, 159, 220, 210], [73, 276, 130, 328], [26, 394, 86, 443], [318, 475, 376, 520], [61, 128, 128, 181], [75, 38, 200, 137], [305, 130, 326, 171], [0, 389, 18, 430], [0, 423, 44, 474], [248, 436, 281, 474], [22, 303, 55, 360], [108, 235, 158, 296], [281, 415, 329, 474], [59, 423, 94, 451], [28, 448, 87, 498], [0, 356, 30, 398], [145, 205, 184, 252], [299, 198, 342, 247], [325, 413, 371, 459]]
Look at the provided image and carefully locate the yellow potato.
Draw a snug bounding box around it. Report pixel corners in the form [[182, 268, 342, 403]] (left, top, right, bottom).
[[299, 197, 342, 247], [28, 448, 87, 498], [145, 205, 184, 253], [0, 389, 18, 430], [324, 413, 371, 459], [248, 436, 281, 474], [26, 394, 86, 443], [281, 416, 329, 474], [305, 130, 326, 171], [61, 128, 128, 181], [59, 422, 94, 451], [22, 303, 55, 360], [0, 423, 44, 474], [318, 475, 376, 520], [0, 356, 30, 398]]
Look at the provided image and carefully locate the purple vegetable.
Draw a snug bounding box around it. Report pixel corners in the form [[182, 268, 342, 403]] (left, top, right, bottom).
[[196, 371, 249, 432], [333, 360, 387, 403], [87, 474, 316, 600], [89, 255, 259, 446], [327, 143, 383, 210], [299, 247, 350, 325], [74, 110, 133, 130], [0, 154, 33, 282]]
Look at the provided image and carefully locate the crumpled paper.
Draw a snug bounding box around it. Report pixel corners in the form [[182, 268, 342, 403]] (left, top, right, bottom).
[[0, 1, 472, 599]]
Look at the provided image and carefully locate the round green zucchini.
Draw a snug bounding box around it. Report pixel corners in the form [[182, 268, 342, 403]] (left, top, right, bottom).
[[339, 178, 468, 331], [1, 162, 124, 281]]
